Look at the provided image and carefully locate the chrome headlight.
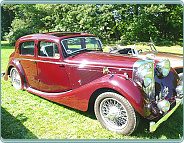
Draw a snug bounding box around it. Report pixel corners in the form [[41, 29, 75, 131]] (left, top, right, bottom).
[[176, 85, 183, 98], [157, 100, 170, 113], [156, 59, 170, 77], [133, 59, 155, 100], [136, 64, 153, 87]]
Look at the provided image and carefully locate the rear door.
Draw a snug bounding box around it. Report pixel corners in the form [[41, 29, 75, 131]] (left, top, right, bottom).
[[36, 40, 71, 93], [18, 40, 39, 90]]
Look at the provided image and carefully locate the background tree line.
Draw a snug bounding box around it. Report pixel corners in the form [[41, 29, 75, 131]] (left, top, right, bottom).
[[1, 4, 183, 46]]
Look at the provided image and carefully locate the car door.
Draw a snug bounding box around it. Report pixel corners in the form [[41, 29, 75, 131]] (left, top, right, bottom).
[[18, 40, 39, 90], [36, 40, 71, 93]]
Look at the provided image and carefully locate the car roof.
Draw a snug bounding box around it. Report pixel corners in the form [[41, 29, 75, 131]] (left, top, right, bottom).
[[19, 32, 96, 41]]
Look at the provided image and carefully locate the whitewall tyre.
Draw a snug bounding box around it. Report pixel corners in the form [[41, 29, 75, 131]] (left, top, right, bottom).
[[94, 92, 139, 135]]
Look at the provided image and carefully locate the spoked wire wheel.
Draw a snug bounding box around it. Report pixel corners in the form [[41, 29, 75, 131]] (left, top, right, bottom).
[[94, 92, 139, 135], [100, 98, 129, 130]]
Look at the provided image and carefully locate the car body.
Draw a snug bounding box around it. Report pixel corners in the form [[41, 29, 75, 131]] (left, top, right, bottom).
[[4, 32, 183, 135]]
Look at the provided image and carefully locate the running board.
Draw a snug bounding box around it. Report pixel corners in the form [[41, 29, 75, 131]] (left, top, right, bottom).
[[27, 87, 73, 96]]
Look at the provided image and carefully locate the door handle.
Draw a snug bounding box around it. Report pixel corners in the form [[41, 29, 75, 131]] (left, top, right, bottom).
[[59, 65, 65, 67]]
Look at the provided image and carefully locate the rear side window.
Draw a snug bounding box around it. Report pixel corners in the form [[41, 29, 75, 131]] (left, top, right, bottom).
[[20, 41, 35, 55], [38, 41, 60, 58]]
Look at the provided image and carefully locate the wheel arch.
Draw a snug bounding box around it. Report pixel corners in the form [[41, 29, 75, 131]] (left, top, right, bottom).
[[5, 59, 27, 89], [87, 87, 121, 112], [87, 74, 151, 118], [7, 65, 14, 76]]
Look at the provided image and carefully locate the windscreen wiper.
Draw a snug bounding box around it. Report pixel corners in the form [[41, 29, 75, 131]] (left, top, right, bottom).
[[68, 49, 88, 58]]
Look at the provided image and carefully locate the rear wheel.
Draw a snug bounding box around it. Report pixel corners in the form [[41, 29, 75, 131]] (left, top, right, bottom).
[[94, 92, 139, 135], [10, 67, 22, 90]]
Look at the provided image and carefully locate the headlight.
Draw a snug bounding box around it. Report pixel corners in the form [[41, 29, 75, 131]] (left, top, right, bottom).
[[133, 59, 155, 101], [156, 59, 170, 77], [157, 100, 170, 113], [176, 85, 183, 98], [136, 64, 153, 87]]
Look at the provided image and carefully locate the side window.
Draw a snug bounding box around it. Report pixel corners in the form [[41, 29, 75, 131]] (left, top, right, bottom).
[[39, 41, 60, 58], [20, 41, 35, 55]]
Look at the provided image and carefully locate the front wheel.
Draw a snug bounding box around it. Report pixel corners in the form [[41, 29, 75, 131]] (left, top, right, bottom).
[[94, 92, 139, 135], [10, 67, 22, 90]]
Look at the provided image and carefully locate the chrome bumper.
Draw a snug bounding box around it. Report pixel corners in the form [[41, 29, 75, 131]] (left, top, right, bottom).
[[149, 98, 183, 132]]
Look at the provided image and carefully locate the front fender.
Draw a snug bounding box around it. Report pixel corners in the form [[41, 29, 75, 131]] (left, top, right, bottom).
[[31, 74, 150, 118], [4, 59, 27, 89], [92, 74, 151, 118]]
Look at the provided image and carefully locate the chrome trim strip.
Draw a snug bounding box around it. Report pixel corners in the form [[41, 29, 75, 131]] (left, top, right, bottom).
[[17, 58, 133, 71], [109, 67, 133, 71], [27, 87, 73, 96], [21, 37, 59, 42], [64, 60, 133, 71], [133, 59, 155, 68], [17, 58, 63, 65]]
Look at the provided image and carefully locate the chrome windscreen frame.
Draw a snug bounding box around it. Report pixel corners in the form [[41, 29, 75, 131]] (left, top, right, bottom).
[[132, 42, 158, 56], [60, 36, 104, 56]]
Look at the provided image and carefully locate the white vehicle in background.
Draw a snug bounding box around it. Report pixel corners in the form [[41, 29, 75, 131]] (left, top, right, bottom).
[[107, 42, 183, 84]]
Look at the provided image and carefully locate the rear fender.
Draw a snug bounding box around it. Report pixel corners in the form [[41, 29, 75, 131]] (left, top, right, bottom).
[[4, 59, 27, 89]]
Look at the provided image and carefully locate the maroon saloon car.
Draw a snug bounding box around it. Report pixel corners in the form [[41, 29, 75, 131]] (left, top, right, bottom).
[[4, 32, 183, 135]]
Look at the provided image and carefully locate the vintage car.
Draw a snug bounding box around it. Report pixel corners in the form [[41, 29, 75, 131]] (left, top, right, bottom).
[[4, 32, 183, 135], [107, 42, 183, 83]]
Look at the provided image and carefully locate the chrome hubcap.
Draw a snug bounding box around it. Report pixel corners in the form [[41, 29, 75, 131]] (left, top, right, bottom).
[[11, 69, 21, 89], [100, 98, 128, 130]]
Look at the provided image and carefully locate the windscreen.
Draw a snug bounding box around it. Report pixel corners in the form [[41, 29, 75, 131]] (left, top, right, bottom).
[[61, 37, 103, 55], [135, 43, 157, 53]]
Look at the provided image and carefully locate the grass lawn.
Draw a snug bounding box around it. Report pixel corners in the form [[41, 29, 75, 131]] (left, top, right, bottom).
[[1, 42, 183, 140]]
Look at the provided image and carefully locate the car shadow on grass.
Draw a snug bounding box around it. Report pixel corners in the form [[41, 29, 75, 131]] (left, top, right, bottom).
[[70, 105, 183, 139], [1, 107, 38, 139], [30, 93, 183, 139], [31, 92, 97, 120], [132, 105, 183, 139], [47, 96, 183, 139], [54, 100, 97, 120]]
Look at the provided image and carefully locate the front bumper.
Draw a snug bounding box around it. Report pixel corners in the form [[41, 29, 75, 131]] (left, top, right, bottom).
[[149, 98, 183, 132]]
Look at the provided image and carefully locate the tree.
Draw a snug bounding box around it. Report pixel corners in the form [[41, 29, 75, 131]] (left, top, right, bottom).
[[1, 5, 15, 40], [2, 4, 183, 46]]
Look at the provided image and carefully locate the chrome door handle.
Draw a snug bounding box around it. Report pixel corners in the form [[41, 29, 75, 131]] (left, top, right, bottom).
[[59, 65, 65, 67]]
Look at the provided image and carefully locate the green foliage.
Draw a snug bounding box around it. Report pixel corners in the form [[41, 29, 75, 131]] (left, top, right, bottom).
[[7, 28, 38, 46], [1, 5, 15, 40], [10, 19, 28, 31], [2, 4, 183, 46], [4, 17, 38, 45], [119, 4, 183, 46]]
